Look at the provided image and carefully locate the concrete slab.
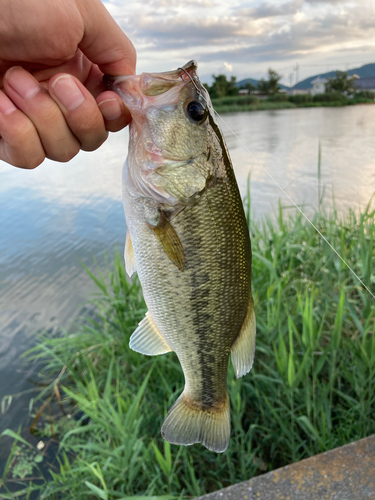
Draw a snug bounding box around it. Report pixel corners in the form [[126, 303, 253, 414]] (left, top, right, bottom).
[[197, 435, 375, 500]]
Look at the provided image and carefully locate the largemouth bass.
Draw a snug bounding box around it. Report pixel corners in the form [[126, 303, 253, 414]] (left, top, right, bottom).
[[106, 61, 256, 453]]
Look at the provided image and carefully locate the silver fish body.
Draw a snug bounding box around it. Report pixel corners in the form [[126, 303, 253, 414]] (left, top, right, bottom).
[[108, 61, 256, 452]]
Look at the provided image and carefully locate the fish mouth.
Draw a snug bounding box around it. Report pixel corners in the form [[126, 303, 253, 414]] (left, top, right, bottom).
[[103, 60, 199, 94], [102, 61, 205, 111]]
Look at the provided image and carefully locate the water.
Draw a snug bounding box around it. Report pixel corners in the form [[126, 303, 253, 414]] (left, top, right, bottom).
[[1, 105, 374, 463]]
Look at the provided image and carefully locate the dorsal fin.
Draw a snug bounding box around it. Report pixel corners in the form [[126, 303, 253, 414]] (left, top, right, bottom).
[[130, 312, 172, 356], [231, 299, 256, 378]]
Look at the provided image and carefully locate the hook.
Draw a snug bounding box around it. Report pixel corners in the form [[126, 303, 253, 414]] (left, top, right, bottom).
[[178, 67, 201, 95]]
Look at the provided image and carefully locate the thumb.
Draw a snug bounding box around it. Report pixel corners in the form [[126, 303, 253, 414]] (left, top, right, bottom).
[[78, 0, 136, 76]]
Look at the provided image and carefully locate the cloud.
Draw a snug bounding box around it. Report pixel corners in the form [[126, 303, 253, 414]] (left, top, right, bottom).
[[104, 0, 375, 82], [239, 0, 303, 19], [130, 14, 261, 44], [195, 7, 375, 63], [153, 0, 216, 7], [304, 0, 349, 3]]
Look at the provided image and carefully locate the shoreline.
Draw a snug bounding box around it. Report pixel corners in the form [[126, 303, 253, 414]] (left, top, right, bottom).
[[211, 94, 375, 114], [213, 99, 375, 114]]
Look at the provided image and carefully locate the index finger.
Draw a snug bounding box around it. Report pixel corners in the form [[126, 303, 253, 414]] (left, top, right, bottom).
[[78, 0, 136, 76]]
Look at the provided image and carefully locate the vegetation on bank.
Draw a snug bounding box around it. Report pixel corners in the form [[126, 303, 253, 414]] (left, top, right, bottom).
[[205, 69, 375, 113], [325, 71, 360, 94], [1, 185, 375, 499], [205, 68, 284, 97], [211, 91, 375, 114]]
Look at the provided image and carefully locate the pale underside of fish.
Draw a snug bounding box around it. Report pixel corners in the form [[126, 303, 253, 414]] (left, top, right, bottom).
[[106, 61, 256, 453]]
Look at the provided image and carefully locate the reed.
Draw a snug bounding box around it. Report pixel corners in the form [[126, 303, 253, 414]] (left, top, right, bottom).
[[1, 186, 374, 499]]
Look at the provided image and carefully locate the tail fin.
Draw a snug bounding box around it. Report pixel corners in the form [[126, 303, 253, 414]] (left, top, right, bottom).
[[161, 392, 230, 453]]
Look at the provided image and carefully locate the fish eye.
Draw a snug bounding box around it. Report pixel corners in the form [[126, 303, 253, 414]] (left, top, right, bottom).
[[186, 101, 207, 123]]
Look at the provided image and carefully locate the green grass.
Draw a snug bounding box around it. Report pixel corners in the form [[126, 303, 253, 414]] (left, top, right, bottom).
[[1, 187, 374, 499], [211, 94, 375, 114]]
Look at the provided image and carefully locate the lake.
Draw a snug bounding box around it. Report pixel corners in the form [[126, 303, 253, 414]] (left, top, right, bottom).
[[1, 104, 374, 464]]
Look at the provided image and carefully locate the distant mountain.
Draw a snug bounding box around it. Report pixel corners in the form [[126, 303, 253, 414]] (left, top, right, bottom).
[[293, 63, 375, 90], [236, 77, 289, 90], [235, 63, 375, 92], [235, 77, 259, 88]]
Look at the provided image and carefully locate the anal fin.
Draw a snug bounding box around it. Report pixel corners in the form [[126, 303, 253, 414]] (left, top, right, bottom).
[[124, 231, 137, 277], [231, 298, 256, 378], [130, 312, 172, 356]]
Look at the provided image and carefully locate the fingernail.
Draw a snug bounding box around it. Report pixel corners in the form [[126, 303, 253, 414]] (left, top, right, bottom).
[[98, 98, 122, 121], [6, 66, 40, 99], [51, 75, 85, 111], [0, 91, 17, 115]]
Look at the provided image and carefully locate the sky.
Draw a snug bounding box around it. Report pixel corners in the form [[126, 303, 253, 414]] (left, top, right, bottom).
[[103, 0, 375, 86]]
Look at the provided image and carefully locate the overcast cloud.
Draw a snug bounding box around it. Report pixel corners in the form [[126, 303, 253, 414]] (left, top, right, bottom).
[[103, 0, 375, 85]]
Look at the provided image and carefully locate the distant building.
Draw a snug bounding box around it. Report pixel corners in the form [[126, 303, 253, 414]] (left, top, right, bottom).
[[354, 77, 375, 92], [311, 77, 328, 95], [289, 89, 309, 95], [251, 90, 268, 99], [238, 89, 249, 95]]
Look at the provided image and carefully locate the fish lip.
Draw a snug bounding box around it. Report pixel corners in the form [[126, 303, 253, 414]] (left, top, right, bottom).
[[103, 60, 199, 91], [148, 60, 198, 82]]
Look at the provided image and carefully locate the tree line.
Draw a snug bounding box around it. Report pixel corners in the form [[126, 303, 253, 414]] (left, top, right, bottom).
[[204, 69, 361, 98], [204, 69, 282, 98]]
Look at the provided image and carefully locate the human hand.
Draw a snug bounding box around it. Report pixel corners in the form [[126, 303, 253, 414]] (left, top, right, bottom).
[[0, 0, 136, 169]]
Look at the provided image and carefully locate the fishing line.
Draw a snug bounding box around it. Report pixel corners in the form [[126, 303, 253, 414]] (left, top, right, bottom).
[[178, 68, 374, 300], [213, 110, 375, 301]]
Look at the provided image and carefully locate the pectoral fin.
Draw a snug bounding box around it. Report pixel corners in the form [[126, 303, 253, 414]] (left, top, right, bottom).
[[124, 231, 137, 277], [130, 312, 172, 356], [150, 215, 185, 271], [231, 299, 256, 378]]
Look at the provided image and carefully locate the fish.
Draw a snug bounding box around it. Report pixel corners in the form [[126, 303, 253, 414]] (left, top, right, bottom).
[[105, 60, 256, 453]]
